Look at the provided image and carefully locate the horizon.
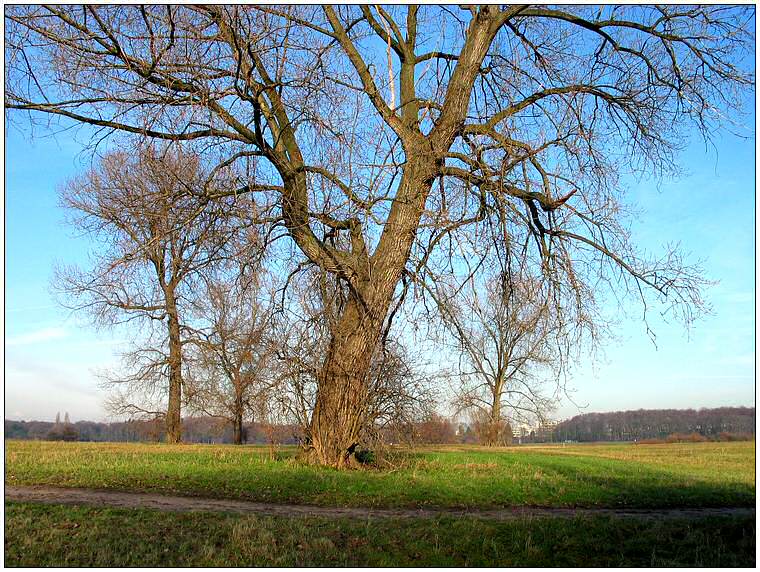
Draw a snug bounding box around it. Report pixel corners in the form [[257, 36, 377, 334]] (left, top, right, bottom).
[[6, 402, 756, 427]]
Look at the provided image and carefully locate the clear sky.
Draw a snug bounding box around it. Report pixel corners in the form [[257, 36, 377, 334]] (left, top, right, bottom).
[[4, 105, 756, 423], [556, 127, 756, 418]]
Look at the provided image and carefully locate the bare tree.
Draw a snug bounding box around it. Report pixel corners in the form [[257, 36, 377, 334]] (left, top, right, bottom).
[[184, 269, 275, 445], [412, 413, 458, 445], [55, 144, 250, 442], [436, 264, 563, 446], [7, 5, 753, 465]]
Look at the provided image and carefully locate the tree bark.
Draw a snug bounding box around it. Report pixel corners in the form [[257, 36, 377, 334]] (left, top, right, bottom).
[[484, 379, 504, 447], [165, 289, 183, 444], [485, 399, 503, 447], [308, 295, 377, 467], [232, 413, 244, 445], [232, 391, 244, 445], [307, 162, 438, 467]]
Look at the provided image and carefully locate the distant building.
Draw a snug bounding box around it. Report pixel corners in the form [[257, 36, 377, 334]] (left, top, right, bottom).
[[514, 425, 532, 445], [534, 419, 559, 443], [513, 419, 561, 444]]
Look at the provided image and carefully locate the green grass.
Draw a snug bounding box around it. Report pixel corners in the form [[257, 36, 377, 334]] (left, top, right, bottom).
[[5, 501, 755, 567], [5, 440, 755, 509]]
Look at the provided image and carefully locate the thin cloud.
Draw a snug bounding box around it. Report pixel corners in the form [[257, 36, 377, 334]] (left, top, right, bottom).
[[6, 327, 68, 346]]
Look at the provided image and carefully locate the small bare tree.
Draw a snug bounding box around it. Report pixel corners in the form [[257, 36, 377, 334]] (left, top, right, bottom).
[[435, 267, 564, 446], [184, 268, 275, 445], [55, 143, 250, 442]]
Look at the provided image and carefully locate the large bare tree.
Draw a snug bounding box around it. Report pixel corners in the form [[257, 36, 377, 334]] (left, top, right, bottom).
[[7, 5, 752, 466], [55, 144, 250, 442]]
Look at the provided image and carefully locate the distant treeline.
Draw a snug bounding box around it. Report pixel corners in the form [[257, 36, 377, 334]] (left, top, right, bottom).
[[4, 417, 303, 445], [552, 407, 755, 443], [4, 413, 475, 446], [5, 406, 755, 445]]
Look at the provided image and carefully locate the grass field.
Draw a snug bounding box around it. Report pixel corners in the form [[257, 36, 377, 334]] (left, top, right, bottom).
[[5, 502, 754, 567], [5, 440, 755, 566], [5, 440, 755, 509]]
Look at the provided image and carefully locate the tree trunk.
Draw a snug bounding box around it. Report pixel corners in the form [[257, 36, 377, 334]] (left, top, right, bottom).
[[307, 162, 439, 467], [484, 407, 501, 447], [232, 414, 244, 445], [308, 295, 378, 467], [484, 388, 503, 447], [232, 392, 244, 445], [165, 291, 183, 444]]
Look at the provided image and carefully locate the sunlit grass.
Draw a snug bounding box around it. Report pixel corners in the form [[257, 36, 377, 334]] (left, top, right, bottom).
[[6, 440, 754, 509]]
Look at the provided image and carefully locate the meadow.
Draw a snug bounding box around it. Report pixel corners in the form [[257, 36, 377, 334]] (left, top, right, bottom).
[[5, 440, 756, 566], [6, 440, 755, 509]]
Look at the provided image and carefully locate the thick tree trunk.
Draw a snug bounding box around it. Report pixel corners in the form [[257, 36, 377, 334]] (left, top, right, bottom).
[[483, 403, 502, 447], [165, 292, 183, 444], [232, 392, 245, 445], [308, 296, 379, 467], [232, 413, 244, 445], [307, 162, 440, 467]]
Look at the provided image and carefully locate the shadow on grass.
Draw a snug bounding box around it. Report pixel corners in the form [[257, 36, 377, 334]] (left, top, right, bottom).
[[519, 454, 756, 508], [5, 502, 756, 567]]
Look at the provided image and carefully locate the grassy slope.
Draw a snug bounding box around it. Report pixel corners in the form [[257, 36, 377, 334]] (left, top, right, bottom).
[[5, 440, 755, 509], [5, 502, 755, 567]]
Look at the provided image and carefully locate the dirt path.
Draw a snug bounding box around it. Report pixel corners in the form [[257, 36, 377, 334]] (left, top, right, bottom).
[[6, 486, 755, 521]]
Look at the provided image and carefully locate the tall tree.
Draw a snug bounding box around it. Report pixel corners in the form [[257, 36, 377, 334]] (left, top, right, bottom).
[[7, 5, 752, 465], [55, 144, 251, 442]]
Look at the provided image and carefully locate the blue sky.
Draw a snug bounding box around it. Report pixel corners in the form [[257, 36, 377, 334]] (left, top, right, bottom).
[[4, 109, 756, 423], [559, 128, 756, 417]]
